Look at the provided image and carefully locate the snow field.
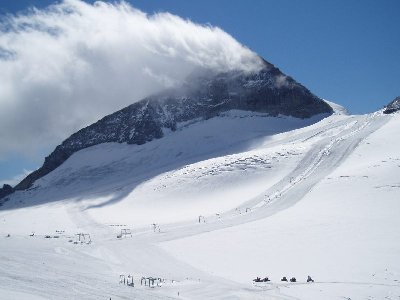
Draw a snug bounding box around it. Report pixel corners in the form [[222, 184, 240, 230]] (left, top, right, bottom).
[[1, 106, 399, 299]]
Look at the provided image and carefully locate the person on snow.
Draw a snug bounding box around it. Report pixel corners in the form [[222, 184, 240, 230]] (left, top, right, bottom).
[[262, 277, 270, 282], [307, 275, 314, 282]]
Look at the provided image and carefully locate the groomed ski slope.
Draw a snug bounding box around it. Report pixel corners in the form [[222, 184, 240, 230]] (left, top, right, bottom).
[[0, 103, 399, 300]]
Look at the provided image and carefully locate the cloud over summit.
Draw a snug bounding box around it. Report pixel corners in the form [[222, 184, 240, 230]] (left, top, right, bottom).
[[0, 0, 262, 159]]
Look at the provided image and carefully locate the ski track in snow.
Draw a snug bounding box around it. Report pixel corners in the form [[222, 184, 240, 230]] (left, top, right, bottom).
[[1, 108, 399, 299]]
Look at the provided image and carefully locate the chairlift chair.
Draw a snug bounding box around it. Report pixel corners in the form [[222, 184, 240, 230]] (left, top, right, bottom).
[[119, 274, 126, 284]]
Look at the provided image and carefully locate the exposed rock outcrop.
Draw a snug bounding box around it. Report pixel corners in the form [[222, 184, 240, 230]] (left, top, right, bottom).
[[0, 184, 13, 199], [383, 96, 400, 114]]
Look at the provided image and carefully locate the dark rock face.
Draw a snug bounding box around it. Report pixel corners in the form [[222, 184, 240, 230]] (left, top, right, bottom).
[[12, 59, 332, 193], [0, 184, 13, 199], [383, 96, 400, 114]]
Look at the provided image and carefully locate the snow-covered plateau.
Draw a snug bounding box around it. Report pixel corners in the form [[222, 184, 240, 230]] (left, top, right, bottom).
[[1, 103, 399, 300]]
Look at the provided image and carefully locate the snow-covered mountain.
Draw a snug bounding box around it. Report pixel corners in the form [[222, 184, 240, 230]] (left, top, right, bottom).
[[6, 58, 331, 194]]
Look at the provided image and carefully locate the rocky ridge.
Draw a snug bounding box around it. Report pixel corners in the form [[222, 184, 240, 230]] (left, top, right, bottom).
[[383, 96, 400, 114]]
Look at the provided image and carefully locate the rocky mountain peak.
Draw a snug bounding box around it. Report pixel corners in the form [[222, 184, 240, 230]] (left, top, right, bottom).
[[383, 96, 400, 114], [6, 58, 332, 195]]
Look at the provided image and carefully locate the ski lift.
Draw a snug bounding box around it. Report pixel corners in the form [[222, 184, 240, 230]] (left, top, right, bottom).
[[119, 274, 126, 284], [127, 274, 134, 287], [75, 233, 91, 244], [117, 228, 132, 238], [141, 276, 162, 287]]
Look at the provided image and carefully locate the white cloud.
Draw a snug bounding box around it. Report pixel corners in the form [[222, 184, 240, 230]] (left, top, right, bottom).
[[0, 0, 262, 160], [275, 74, 289, 88]]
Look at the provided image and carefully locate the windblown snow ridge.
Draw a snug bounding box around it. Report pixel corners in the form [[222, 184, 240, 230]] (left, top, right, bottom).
[[9, 59, 331, 194]]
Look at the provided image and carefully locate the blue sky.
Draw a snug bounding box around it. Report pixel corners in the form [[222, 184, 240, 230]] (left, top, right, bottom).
[[0, 0, 399, 184]]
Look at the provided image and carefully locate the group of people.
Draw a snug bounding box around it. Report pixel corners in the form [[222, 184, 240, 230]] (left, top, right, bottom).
[[253, 277, 270, 282], [253, 275, 314, 283], [281, 276, 297, 282]]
